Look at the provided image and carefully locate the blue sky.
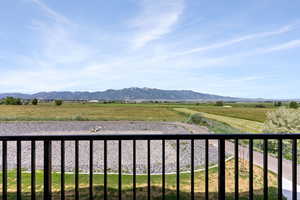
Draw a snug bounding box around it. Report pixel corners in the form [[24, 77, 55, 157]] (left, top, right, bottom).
[[0, 0, 300, 98]]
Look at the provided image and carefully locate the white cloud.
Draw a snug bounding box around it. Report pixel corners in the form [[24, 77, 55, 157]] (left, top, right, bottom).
[[260, 40, 300, 53], [226, 39, 300, 58], [2, 0, 300, 98], [30, 0, 71, 24], [175, 24, 296, 56], [130, 0, 184, 48], [36, 24, 94, 64], [27, 0, 96, 66]]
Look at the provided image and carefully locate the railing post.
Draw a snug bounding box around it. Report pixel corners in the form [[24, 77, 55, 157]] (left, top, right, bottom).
[[44, 140, 52, 200], [292, 139, 297, 200], [2, 140, 7, 200], [17, 140, 22, 200], [218, 139, 225, 200]]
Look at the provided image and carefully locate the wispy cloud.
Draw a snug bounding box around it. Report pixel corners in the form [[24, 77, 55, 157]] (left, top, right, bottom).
[[130, 0, 185, 49], [2, 0, 300, 98], [226, 39, 300, 58], [30, 0, 71, 24], [260, 40, 300, 53], [37, 24, 94, 64], [175, 24, 295, 56], [28, 0, 95, 65]]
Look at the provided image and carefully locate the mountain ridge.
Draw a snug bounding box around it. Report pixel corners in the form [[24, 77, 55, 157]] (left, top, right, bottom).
[[0, 87, 262, 101]]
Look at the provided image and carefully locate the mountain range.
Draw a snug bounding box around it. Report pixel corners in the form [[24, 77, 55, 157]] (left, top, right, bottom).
[[0, 87, 264, 102]]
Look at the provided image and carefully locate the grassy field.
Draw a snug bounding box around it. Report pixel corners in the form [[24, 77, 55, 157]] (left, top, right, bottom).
[[0, 103, 186, 122], [0, 102, 274, 133], [0, 102, 275, 124], [189, 106, 273, 123], [174, 108, 264, 133], [0, 160, 280, 199]]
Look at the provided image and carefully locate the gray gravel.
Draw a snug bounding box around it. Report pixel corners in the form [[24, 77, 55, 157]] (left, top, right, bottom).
[[0, 121, 219, 174]]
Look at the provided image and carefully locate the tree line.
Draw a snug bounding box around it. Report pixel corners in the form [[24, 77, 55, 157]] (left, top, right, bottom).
[[0, 97, 63, 106]]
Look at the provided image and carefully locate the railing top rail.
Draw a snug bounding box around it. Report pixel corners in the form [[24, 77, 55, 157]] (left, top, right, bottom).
[[0, 133, 299, 140]]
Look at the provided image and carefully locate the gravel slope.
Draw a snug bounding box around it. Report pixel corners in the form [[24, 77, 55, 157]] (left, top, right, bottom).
[[0, 121, 219, 174]]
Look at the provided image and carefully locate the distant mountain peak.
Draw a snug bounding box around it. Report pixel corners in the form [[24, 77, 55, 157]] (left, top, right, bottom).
[[0, 87, 257, 101]]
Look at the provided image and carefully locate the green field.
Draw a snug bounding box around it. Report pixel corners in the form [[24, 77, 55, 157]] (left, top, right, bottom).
[[174, 108, 265, 133], [0, 102, 274, 124], [190, 106, 273, 123], [0, 103, 186, 122], [0, 160, 280, 200], [0, 102, 275, 133]]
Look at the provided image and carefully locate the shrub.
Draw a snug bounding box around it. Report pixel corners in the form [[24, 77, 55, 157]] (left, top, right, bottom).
[[215, 101, 224, 106], [71, 115, 88, 121], [2, 97, 22, 105], [264, 107, 300, 133], [32, 98, 38, 105], [54, 100, 63, 106], [289, 101, 299, 109], [274, 101, 282, 107], [187, 113, 240, 133], [255, 104, 266, 108], [263, 108, 300, 161], [187, 113, 210, 126]]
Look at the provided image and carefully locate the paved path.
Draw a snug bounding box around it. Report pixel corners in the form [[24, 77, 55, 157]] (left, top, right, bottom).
[[211, 141, 300, 200], [221, 141, 300, 183]]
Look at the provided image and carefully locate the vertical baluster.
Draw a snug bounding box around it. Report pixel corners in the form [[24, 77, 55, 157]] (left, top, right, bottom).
[[61, 140, 65, 200], [235, 139, 239, 200], [162, 140, 165, 200], [44, 140, 52, 200], [292, 139, 297, 200], [191, 139, 195, 200], [205, 139, 209, 200], [104, 140, 107, 200], [148, 139, 151, 200], [176, 139, 180, 200], [278, 139, 282, 200], [249, 139, 253, 200], [31, 140, 36, 200], [263, 139, 268, 200], [75, 140, 79, 200], [89, 140, 93, 200], [218, 139, 225, 200], [17, 140, 22, 200], [118, 140, 122, 200], [133, 140, 136, 200], [2, 140, 7, 200]]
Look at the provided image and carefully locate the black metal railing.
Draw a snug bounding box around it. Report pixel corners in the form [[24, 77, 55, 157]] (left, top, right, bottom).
[[0, 133, 299, 200]]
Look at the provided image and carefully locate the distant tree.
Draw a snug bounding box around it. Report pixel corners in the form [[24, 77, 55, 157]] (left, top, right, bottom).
[[54, 100, 63, 106], [3, 97, 22, 105], [289, 101, 299, 109], [274, 101, 282, 107], [255, 104, 266, 108], [32, 98, 38, 105], [215, 101, 224, 106]]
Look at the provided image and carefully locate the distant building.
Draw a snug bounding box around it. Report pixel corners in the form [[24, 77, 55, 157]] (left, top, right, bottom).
[[88, 100, 99, 103], [223, 105, 232, 108]]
